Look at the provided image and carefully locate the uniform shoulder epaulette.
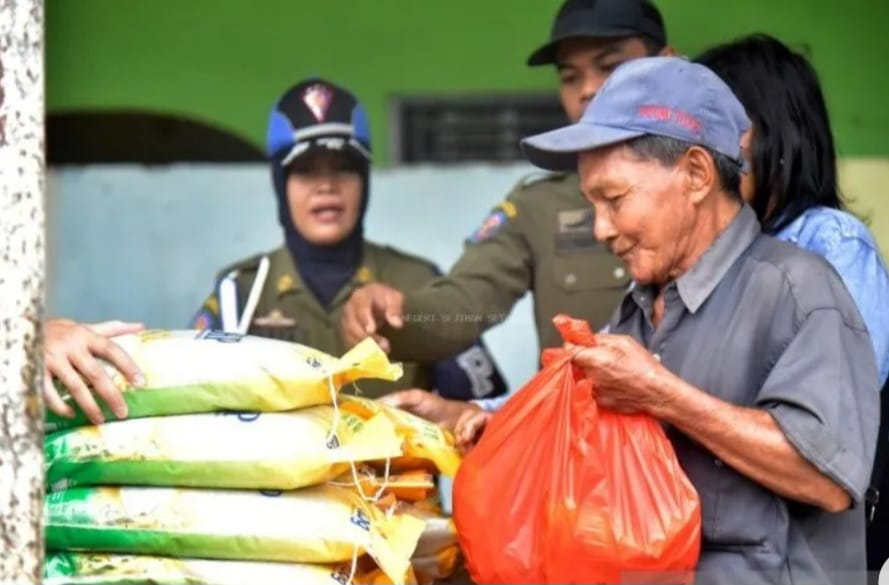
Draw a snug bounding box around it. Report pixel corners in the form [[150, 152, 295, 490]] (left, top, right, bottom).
[[519, 170, 570, 189]]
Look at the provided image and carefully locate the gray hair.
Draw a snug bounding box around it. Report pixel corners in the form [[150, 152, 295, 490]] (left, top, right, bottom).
[[625, 135, 742, 199]]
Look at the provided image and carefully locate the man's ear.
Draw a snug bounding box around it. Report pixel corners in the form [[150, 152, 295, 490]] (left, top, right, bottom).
[[681, 146, 717, 205], [659, 45, 679, 57], [740, 128, 753, 158]]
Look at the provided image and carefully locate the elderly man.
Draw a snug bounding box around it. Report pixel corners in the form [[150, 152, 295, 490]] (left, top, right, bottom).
[[521, 57, 879, 585]]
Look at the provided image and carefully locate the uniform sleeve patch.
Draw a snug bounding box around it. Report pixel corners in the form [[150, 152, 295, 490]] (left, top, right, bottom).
[[468, 209, 508, 243], [498, 200, 518, 218], [190, 309, 214, 331]]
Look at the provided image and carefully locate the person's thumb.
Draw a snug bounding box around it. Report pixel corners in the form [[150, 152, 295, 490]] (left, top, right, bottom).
[[88, 321, 145, 338]]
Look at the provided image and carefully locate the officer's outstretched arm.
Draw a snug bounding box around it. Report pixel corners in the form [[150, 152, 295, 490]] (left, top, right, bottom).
[[383, 193, 533, 362]]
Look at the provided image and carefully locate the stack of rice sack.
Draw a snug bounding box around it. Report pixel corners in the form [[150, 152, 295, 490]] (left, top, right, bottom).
[[334, 396, 463, 585], [41, 329, 456, 585]]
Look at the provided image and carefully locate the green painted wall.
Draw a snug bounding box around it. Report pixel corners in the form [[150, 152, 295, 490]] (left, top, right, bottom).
[[46, 0, 889, 166]]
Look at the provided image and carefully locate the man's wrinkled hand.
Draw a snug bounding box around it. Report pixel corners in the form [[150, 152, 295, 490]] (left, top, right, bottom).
[[44, 319, 146, 425], [340, 283, 405, 352], [454, 406, 491, 454], [380, 388, 477, 433], [568, 333, 675, 415]]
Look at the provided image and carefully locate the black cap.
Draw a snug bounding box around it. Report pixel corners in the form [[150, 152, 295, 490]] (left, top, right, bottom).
[[266, 77, 372, 166], [527, 0, 667, 66]]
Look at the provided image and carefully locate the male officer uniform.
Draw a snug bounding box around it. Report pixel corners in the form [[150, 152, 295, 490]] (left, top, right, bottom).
[[369, 0, 667, 361], [192, 79, 507, 401]]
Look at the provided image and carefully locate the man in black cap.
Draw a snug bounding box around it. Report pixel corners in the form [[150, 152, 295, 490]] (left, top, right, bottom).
[[340, 0, 675, 424]]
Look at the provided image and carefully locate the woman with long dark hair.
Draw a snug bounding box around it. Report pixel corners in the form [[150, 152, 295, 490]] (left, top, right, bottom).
[[696, 34, 889, 388]]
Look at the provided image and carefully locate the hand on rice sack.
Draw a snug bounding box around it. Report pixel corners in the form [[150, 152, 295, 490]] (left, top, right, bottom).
[[44, 319, 145, 425]]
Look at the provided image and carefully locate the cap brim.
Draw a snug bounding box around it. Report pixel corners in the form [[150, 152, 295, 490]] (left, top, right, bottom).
[[527, 27, 652, 66], [520, 123, 645, 171], [280, 138, 371, 167]]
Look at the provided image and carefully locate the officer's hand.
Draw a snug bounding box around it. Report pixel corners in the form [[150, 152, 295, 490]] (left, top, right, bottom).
[[341, 283, 405, 352], [380, 389, 476, 432], [454, 406, 491, 454], [44, 319, 146, 425]]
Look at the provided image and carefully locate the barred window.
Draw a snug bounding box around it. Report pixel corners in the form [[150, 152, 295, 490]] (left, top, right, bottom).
[[390, 94, 566, 164]]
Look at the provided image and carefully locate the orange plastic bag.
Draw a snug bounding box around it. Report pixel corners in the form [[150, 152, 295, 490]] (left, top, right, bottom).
[[453, 315, 701, 584]]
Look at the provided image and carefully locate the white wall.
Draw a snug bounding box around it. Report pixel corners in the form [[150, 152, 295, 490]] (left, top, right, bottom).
[[46, 163, 542, 392]]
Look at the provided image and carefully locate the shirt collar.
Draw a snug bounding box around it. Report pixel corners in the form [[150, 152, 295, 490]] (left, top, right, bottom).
[[270, 244, 378, 301], [677, 204, 760, 314]]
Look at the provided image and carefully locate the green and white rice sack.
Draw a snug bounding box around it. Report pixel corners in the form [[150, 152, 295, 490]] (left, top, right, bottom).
[[45, 484, 424, 584], [46, 406, 403, 491], [44, 553, 394, 585], [46, 330, 401, 432]]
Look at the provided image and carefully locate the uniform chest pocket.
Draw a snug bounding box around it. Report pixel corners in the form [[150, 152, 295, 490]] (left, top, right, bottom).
[[553, 244, 632, 293], [247, 324, 308, 344]]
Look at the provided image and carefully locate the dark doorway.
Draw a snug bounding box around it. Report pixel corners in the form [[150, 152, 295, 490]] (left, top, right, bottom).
[[47, 110, 264, 165]]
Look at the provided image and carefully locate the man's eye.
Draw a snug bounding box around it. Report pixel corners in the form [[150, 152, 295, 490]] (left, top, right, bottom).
[[559, 74, 578, 84], [599, 61, 625, 73], [608, 194, 626, 209]]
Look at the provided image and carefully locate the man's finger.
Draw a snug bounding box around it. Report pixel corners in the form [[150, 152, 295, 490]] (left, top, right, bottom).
[[379, 389, 420, 409], [592, 333, 631, 349], [455, 411, 487, 447], [90, 335, 145, 387], [373, 333, 391, 354], [49, 359, 105, 425], [359, 293, 381, 336], [87, 320, 145, 338], [70, 350, 128, 421], [43, 366, 75, 419], [457, 418, 484, 450], [570, 346, 609, 370], [383, 291, 405, 329]]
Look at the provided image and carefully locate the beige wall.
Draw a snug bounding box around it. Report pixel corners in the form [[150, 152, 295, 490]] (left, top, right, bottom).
[[841, 159, 889, 256]]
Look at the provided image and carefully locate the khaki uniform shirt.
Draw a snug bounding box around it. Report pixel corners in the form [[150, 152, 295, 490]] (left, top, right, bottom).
[[192, 242, 507, 399], [386, 172, 631, 361]]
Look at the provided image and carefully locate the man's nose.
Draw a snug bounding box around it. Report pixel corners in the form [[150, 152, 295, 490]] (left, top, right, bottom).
[[593, 209, 617, 243], [580, 75, 602, 102]]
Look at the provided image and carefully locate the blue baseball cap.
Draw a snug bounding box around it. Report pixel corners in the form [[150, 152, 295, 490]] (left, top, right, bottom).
[[521, 56, 750, 171], [266, 77, 372, 167]]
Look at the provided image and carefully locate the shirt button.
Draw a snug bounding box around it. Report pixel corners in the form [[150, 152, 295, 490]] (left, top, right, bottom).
[[714, 458, 724, 467], [565, 273, 577, 286], [613, 266, 626, 280], [653, 353, 662, 362]]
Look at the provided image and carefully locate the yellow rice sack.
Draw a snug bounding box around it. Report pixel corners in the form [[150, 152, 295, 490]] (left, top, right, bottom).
[[44, 552, 415, 585], [46, 331, 401, 432], [388, 500, 460, 585], [46, 406, 402, 491], [395, 500, 458, 558], [340, 396, 461, 476], [45, 484, 424, 585]]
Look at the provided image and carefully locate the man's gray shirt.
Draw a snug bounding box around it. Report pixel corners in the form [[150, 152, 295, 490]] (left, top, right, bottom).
[[608, 205, 879, 585]]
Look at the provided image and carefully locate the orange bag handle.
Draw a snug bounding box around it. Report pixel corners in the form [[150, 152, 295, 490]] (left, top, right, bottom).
[[553, 313, 597, 347]]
